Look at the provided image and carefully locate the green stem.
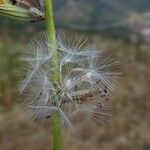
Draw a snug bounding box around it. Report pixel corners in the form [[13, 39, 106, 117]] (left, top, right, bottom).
[[51, 111, 62, 150], [44, 0, 58, 81], [44, 0, 61, 150]]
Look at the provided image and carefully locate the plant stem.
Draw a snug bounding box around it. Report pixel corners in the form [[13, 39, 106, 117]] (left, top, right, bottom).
[[44, 0, 61, 150], [44, 0, 58, 81], [51, 111, 62, 150]]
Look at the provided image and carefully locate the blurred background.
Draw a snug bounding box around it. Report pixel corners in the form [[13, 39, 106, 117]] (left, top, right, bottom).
[[0, 0, 150, 149]]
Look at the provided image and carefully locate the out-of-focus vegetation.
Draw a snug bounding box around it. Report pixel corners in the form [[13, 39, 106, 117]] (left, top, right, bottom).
[[0, 0, 149, 150]]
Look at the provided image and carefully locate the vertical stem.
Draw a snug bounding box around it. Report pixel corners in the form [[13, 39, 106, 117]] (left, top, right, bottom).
[[51, 111, 62, 150], [44, 0, 58, 81], [44, 0, 61, 150]]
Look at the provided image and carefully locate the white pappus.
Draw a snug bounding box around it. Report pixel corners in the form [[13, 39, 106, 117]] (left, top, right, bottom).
[[19, 32, 120, 130]]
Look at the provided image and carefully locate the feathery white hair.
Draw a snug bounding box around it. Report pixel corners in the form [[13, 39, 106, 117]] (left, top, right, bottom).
[[19, 32, 120, 130]]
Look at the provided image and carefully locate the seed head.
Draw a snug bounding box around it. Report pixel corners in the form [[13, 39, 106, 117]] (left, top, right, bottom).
[[19, 33, 120, 130]]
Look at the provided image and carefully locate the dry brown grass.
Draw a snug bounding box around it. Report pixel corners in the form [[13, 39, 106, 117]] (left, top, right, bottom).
[[0, 37, 149, 150]]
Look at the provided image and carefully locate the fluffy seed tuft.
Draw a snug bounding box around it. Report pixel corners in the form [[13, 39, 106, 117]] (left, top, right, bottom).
[[19, 32, 120, 130]]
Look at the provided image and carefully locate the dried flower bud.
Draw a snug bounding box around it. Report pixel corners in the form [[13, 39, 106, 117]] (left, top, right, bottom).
[[0, 1, 44, 21]]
